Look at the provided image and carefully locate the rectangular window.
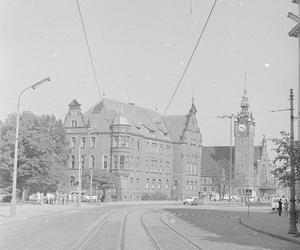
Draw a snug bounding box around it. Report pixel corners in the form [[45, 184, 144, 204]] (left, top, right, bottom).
[[71, 137, 76, 148], [137, 139, 140, 151], [91, 137, 95, 148], [71, 155, 75, 169], [70, 176, 75, 187], [165, 162, 170, 174], [146, 179, 150, 189], [103, 155, 108, 170], [81, 137, 86, 148], [203, 186, 207, 192], [90, 155, 95, 169], [81, 155, 85, 168], [120, 156, 125, 169], [166, 144, 170, 155], [72, 120, 77, 127], [114, 156, 118, 169], [136, 178, 139, 189], [186, 181, 189, 190]]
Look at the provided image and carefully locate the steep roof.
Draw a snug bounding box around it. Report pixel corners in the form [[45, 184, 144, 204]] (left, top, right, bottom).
[[201, 145, 263, 177], [84, 98, 171, 140], [68, 99, 81, 108], [163, 115, 187, 141]]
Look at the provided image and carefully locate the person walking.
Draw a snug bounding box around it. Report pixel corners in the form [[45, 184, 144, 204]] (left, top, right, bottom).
[[278, 198, 283, 216], [283, 199, 289, 216]]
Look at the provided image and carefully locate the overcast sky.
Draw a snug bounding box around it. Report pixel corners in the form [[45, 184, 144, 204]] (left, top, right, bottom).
[[0, 0, 298, 152]]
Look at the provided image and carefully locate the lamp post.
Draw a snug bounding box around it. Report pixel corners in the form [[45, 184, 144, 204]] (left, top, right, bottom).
[[288, 88, 297, 234], [10, 77, 50, 217], [217, 114, 235, 203]]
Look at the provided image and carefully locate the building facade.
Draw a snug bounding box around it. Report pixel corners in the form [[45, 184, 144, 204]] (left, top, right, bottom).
[[63, 98, 202, 201]]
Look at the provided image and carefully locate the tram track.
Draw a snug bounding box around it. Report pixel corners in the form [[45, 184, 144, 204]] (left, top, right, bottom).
[[140, 209, 203, 250]]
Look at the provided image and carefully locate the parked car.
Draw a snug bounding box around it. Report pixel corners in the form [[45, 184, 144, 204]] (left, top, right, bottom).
[[183, 197, 201, 205], [271, 198, 280, 211]]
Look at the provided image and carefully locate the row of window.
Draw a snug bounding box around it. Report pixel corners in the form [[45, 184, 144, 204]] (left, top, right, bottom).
[[186, 163, 198, 175], [71, 136, 171, 156], [185, 181, 198, 191], [146, 142, 171, 155], [145, 179, 170, 190], [146, 159, 170, 174], [70, 176, 170, 190], [71, 137, 96, 149], [70, 154, 170, 172], [71, 155, 98, 169]]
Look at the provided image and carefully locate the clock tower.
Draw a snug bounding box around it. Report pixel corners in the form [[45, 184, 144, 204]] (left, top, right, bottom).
[[234, 89, 255, 195]]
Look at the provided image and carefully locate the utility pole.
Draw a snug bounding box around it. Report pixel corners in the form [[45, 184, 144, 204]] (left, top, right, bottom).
[[288, 88, 297, 234], [78, 144, 82, 207], [288, 0, 300, 201], [217, 114, 235, 203]]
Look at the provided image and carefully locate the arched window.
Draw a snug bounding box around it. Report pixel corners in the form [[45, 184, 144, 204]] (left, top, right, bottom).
[[165, 179, 169, 189], [120, 155, 125, 169], [70, 176, 75, 187], [152, 179, 156, 189], [158, 179, 161, 190], [130, 178, 134, 189], [194, 181, 197, 190], [190, 181, 193, 190]]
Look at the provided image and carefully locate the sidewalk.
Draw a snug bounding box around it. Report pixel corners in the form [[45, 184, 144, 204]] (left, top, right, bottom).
[[0, 202, 83, 225], [240, 210, 300, 245]]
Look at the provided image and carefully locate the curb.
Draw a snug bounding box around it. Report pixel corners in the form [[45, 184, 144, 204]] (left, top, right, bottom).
[[0, 205, 93, 226], [239, 217, 300, 245]]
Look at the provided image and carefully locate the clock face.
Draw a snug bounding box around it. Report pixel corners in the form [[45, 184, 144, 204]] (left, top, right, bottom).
[[238, 124, 246, 132]]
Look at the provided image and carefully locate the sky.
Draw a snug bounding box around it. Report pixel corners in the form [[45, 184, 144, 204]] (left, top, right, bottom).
[[0, 0, 298, 153]]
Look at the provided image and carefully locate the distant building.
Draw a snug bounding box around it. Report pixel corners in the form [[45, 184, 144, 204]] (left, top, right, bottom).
[[63, 98, 202, 201], [201, 90, 277, 200]]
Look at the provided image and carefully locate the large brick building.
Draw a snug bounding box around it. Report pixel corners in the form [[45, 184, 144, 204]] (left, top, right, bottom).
[[63, 98, 202, 201], [201, 90, 277, 200]]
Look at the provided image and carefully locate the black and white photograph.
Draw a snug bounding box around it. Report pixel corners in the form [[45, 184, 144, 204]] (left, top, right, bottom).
[[1, 1, 300, 249]]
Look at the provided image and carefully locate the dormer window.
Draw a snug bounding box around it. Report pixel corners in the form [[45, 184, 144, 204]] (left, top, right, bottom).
[[72, 120, 77, 127]]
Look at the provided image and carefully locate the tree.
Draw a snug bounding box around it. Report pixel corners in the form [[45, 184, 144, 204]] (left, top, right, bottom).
[[82, 169, 117, 202], [211, 167, 227, 200], [0, 112, 70, 197], [272, 131, 300, 187]]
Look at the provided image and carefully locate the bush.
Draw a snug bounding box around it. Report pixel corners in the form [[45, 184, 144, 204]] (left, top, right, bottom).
[[2, 195, 12, 202], [141, 192, 167, 201]]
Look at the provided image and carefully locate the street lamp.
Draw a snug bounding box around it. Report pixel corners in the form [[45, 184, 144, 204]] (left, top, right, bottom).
[[10, 77, 51, 217], [217, 114, 235, 203]]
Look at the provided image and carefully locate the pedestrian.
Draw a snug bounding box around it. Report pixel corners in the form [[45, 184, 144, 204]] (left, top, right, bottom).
[[278, 198, 283, 216], [283, 199, 289, 216]]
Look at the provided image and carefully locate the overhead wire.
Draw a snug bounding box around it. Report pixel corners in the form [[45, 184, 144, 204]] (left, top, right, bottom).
[[76, 0, 102, 100], [161, 0, 219, 118]]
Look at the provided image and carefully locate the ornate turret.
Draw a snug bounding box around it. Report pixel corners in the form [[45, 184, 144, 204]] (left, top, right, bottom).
[[189, 97, 197, 115]]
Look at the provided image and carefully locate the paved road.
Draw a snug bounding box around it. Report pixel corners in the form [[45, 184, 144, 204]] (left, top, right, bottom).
[[0, 204, 299, 250]]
